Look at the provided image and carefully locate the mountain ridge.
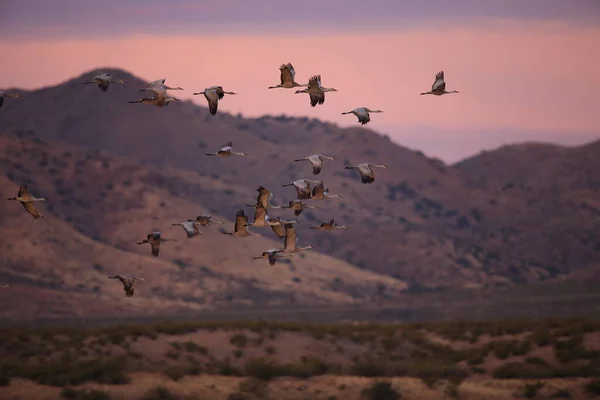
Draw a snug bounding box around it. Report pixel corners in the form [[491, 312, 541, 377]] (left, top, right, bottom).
[[0, 67, 599, 318]]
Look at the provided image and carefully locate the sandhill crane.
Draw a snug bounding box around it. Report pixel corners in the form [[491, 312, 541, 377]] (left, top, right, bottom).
[[253, 249, 292, 266], [246, 186, 281, 210], [280, 222, 312, 254], [7, 184, 47, 219], [137, 232, 176, 257], [193, 86, 236, 116], [172, 219, 202, 239], [222, 209, 262, 237], [195, 215, 225, 227], [281, 200, 319, 216], [268, 63, 307, 89], [108, 274, 146, 298], [0, 91, 20, 108], [341, 108, 383, 125], [128, 94, 180, 108], [311, 183, 342, 200], [206, 142, 247, 156], [345, 163, 389, 184], [245, 203, 270, 227], [266, 217, 299, 239], [295, 75, 337, 107], [311, 218, 348, 231], [282, 179, 323, 200], [420, 71, 459, 96], [84, 73, 125, 92], [294, 154, 335, 175], [141, 78, 183, 93]]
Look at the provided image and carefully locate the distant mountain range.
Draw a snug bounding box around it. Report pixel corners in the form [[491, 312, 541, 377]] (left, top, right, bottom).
[[0, 68, 598, 318]]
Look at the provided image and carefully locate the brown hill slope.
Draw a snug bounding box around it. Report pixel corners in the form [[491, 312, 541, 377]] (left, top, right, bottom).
[[454, 141, 600, 280], [0, 131, 408, 318], [1, 68, 599, 291]]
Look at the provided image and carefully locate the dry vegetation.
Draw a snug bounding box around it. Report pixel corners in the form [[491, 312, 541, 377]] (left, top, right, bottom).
[[1, 318, 600, 399]]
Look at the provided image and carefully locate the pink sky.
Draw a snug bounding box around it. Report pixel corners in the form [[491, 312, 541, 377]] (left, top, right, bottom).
[[1, 20, 598, 162]]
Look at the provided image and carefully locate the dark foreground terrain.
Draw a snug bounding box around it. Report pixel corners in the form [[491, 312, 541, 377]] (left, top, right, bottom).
[[2, 318, 600, 399]]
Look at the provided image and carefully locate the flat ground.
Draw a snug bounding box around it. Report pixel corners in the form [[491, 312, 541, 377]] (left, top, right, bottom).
[[1, 319, 600, 399]]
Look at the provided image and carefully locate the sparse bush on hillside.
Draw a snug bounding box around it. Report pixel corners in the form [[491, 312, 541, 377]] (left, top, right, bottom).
[[585, 379, 600, 395], [493, 362, 555, 380], [230, 333, 248, 348], [360, 381, 401, 400], [141, 386, 178, 400], [238, 377, 268, 398], [521, 382, 544, 399], [61, 387, 111, 400], [6, 357, 130, 387]]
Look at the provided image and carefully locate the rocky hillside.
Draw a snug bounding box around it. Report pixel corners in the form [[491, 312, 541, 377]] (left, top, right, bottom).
[[0, 68, 598, 309], [0, 131, 407, 319]]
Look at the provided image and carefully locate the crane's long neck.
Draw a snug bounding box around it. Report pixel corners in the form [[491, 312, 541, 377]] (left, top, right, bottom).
[[326, 194, 341, 198], [420, 91, 433, 95], [444, 90, 459, 94], [299, 245, 312, 250], [232, 152, 247, 156], [32, 197, 47, 202]]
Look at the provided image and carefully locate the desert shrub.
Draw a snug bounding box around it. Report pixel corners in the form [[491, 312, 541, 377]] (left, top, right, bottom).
[[528, 328, 553, 346], [60, 387, 111, 400], [233, 349, 244, 358], [238, 377, 268, 398], [381, 337, 401, 351], [490, 340, 531, 359], [350, 359, 389, 377], [524, 356, 548, 365], [585, 379, 600, 395], [0, 375, 9, 387], [8, 357, 130, 386], [445, 383, 460, 399], [408, 361, 467, 387], [264, 346, 276, 356], [244, 357, 330, 380], [209, 360, 243, 376], [492, 362, 554, 380], [360, 381, 401, 400], [141, 386, 177, 400], [230, 333, 248, 348], [522, 382, 544, 399], [161, 365, 192, 381], [550, 388, 571, 398], [466, 352, 485, 365]]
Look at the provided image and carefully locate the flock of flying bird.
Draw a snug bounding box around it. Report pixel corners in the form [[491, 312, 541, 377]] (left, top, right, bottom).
[[2, 63, 459, 298]]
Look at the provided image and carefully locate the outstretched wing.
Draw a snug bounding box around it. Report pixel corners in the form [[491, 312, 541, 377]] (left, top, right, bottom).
[[97, 81, 110, 92], [280, 63, 295, 84], [17, 185, 31, 198], [283, 223, 297, 250], [307, 75, 320, 90], [150, 241, 160, 257], [432, 71, 445, 92], [256, 186, 270, 209], [21, 202, 42, 219], [220, 142, 233, 152], [309, 92, 325, 107], [312, 183, 325, 197], [253, 203, 267, 224], [234, 209, 248, 233], [270, 223, 286, 239], [182, 221, 200, 238], [109, 275, 127, 284]]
